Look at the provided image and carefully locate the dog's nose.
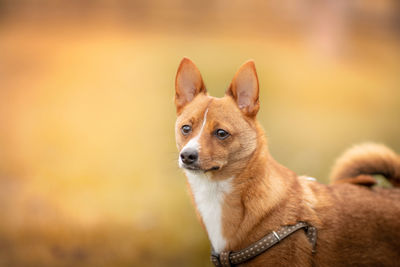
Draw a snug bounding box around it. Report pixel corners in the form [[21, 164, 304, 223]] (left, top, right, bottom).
[[180, 149, 198, 165]]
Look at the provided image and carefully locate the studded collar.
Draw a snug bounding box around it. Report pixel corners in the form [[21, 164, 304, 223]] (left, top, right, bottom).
[[210, 221, 317, 267]]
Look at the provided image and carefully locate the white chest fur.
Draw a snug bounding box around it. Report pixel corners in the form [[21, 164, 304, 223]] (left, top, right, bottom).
[[185, 170, 233, 253]]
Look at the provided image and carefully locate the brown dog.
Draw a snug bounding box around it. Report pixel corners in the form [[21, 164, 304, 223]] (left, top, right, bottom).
[[174, 57, 400, 266]]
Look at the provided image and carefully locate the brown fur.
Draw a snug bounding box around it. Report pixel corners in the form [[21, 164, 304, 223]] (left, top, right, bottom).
[[175, 58, 400, 266]]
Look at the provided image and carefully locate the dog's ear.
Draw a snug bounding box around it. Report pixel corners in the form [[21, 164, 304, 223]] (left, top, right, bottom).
[[226, 60, 259, 117], [175, 57, 206, 113]]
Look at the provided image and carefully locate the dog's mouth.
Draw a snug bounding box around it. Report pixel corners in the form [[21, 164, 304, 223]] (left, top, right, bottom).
[[182, 164, 220, 172], [205, 166, 220, 172]]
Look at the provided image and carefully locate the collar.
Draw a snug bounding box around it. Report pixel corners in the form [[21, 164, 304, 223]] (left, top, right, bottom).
[[210, 221, 317, 267]]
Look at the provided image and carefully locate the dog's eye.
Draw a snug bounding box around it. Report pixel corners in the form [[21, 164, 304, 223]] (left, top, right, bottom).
[[215, 129, 230, 140], [181, 125, 192, 135]]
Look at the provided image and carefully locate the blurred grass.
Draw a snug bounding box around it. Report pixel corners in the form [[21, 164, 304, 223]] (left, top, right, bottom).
[[0, 7, 400, 266]]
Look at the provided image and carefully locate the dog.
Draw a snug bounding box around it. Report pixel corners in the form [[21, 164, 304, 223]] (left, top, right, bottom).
[[174, 57, 400, 266]]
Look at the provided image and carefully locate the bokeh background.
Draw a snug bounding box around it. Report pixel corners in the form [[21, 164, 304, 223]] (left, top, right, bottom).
[[0, 0, 399, 266]]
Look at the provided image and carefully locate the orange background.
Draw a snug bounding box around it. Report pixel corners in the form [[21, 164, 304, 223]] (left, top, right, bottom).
[[0, 1, 399, 266]]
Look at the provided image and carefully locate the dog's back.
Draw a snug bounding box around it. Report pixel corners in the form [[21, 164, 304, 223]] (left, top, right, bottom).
[[304, 144, 400, 266]]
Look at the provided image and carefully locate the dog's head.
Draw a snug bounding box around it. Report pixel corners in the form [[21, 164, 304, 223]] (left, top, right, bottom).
[[174, 58, 262, 178]]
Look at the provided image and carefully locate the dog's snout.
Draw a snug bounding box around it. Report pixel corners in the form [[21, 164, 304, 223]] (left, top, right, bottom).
[[180, 149, 198, 165]]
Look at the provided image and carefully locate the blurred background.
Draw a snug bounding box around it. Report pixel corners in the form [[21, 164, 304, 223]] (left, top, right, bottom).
[[0, 0, 399, 266]]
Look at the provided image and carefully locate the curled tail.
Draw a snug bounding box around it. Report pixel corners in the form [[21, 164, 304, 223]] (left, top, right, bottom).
[[330, 143, 400, 187]]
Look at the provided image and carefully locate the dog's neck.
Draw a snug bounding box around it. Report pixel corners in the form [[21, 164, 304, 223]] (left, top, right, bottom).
[[185, 133, 299, 253]]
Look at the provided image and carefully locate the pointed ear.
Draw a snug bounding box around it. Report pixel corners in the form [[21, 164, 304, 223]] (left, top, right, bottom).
[[175, 57, 206, 113], [226, 60, 259, 117]]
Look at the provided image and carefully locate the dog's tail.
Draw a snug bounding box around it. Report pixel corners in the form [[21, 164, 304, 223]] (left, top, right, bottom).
[[330, 143, 400, 187]]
